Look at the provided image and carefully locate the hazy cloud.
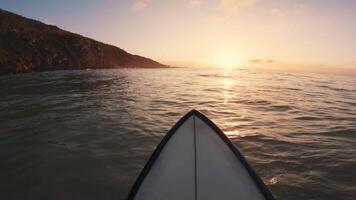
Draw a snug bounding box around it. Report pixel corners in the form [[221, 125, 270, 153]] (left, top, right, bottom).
[[270, 4, 306, 16], [249, 59, 274, 64], [129, 1, 305, 16], [187, 0, 202, 8], [131, 0, 153, 13], [215, 0, 257, 15], [130, 0, 257, 14]]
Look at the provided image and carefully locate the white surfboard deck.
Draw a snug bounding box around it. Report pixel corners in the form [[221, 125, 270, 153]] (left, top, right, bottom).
[[127, 110, 274, 200]]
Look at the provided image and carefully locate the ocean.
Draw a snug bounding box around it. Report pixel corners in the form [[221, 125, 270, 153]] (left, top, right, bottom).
[[0, 68, 355, 199]]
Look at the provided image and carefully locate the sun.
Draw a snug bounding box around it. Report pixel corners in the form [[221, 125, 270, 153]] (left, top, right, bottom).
[[214, 50, 241, 69]]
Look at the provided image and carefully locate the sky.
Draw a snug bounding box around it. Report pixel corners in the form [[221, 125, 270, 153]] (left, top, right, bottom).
[[1, 0, 356, 73]]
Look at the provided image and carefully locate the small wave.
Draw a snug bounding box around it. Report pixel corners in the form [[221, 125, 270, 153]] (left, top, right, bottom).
[[295, 116, 323, 121], [264, 105, 293, 112], [318, 84, 354, 92], [227, 99, 273, 106], [340, 101, 356, 107], [285, 87, 302, 91], [197, 74, 232, 78], [318, 129, 356, 138], [203, 88, 221, 92]]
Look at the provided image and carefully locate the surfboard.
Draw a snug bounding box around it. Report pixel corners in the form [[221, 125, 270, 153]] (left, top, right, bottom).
[[127, 109, 274, 200]]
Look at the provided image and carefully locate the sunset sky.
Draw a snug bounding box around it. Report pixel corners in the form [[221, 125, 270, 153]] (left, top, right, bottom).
[[1, 0, 356, 73]]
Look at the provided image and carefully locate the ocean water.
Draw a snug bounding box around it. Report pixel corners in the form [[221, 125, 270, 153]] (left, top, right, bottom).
[[0, 68, 355, 200]]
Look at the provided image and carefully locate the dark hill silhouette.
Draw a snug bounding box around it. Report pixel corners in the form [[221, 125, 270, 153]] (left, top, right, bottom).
[[0, 8, 167, 75]]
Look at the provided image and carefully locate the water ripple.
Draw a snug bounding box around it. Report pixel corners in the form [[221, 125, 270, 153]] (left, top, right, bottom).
[[0, 68, 355, 199]]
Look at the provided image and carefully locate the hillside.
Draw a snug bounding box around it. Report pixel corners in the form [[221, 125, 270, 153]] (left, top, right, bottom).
[[0, 8, 167, 75]]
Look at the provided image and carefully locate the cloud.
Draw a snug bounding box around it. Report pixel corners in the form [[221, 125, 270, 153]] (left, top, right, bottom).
[[187, 0, 202, 8], [130, 0, 257, 15], [270, 4, 306, 16], [249, 59, 274, 64], [215, 0, 257, 15], [131, 0, 153, 13]]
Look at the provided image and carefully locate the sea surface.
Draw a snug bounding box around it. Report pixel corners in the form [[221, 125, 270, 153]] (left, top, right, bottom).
[[0, 68, 356, 200]]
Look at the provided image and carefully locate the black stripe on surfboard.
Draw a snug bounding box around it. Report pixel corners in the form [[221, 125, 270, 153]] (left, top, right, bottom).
[[126, 109, 275, 200]]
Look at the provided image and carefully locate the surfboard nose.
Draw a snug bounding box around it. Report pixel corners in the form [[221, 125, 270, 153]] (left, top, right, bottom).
[[127, 110, 275, 200]]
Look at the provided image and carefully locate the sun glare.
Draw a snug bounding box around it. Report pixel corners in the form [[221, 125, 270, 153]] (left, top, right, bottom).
[[214, 50, 240, 69]]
